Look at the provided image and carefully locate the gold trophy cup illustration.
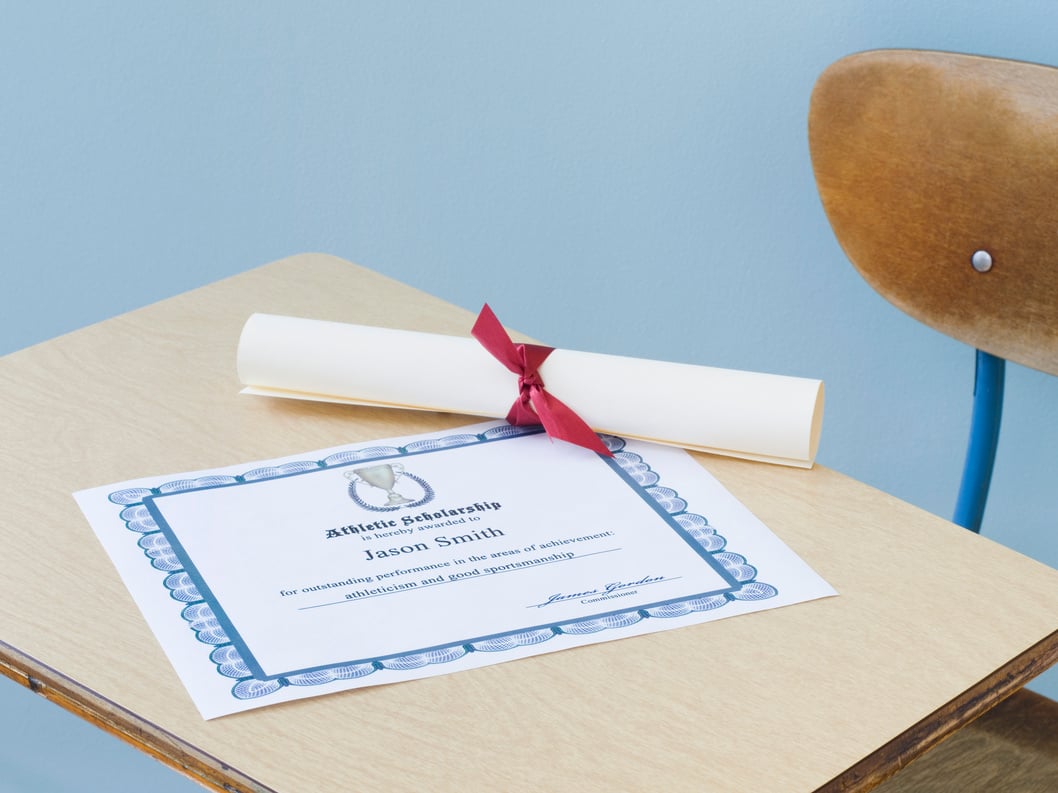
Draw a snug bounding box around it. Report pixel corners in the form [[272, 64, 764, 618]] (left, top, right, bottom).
[[346, 463, 413, 506]]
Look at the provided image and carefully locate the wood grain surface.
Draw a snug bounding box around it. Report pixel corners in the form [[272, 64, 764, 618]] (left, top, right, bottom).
[[3, 253, 1058, 792], [810, 49, 1058, 376], [871, 687, 1058, 792]]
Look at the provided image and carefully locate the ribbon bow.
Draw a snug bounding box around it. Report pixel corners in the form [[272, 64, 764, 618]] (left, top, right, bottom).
[[472, 304, 612, 457]]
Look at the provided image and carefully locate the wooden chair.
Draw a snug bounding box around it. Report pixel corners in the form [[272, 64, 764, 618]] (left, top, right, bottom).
[[809, 49, 1058, 790]]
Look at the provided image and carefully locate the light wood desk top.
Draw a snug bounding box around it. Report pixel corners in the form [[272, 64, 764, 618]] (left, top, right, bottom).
[[2, 253, 1058, 792]]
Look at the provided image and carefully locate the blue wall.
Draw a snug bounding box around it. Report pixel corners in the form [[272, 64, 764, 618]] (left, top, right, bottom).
[[2, 4, 1056, 790]]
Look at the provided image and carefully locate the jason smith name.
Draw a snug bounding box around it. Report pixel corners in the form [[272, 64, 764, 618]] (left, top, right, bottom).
[[363, 527, 506, 561]]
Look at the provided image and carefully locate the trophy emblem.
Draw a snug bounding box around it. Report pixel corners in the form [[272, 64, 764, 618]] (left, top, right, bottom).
[[346, 464, 413, 506], [345, 462, 434, 511]]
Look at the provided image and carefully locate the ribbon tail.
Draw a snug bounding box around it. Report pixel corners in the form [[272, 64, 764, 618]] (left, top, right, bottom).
[[471, 303, 523, 374], [530, 388, 613, 457], [505, 394, 539, 426]]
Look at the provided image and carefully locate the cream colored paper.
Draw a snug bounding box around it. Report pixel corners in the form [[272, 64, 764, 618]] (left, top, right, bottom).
[[236, 313, 824, 467]]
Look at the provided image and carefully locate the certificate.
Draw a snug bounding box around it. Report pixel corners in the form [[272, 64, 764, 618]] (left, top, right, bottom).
[[75, 422, 835, 719]]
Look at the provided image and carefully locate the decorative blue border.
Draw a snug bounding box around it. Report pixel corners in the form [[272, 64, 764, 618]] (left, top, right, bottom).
[[109, 425, 777, 701]]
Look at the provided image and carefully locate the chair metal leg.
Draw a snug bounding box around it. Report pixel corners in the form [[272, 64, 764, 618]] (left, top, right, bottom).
[[953, 350, 1005, 533]]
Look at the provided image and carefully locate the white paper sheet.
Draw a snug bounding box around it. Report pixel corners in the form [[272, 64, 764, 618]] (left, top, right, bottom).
[[75, 421, 835, 719], [237, 313, 825, 467]]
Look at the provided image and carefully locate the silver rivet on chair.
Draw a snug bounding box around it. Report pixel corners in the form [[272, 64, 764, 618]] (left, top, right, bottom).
[[971, 250, 993, 272]]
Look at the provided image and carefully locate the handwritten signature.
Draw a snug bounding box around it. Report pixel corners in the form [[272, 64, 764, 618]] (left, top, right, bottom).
[[528, 574, 669, 608]]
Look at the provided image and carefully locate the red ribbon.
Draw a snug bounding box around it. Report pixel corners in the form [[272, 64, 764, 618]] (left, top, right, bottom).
[[471, 304, 612, 457]]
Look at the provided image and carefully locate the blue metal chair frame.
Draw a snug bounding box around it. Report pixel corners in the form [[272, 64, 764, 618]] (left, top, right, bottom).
[[953, 350, 1005, 533]]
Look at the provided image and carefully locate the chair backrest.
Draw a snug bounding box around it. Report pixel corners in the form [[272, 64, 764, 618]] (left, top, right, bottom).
[[809, 49, 1058, 377], [809, 49, 1058, 532]]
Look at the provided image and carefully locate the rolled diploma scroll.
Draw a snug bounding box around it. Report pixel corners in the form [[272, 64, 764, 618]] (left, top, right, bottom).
[[237, 313, 825, 468]]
